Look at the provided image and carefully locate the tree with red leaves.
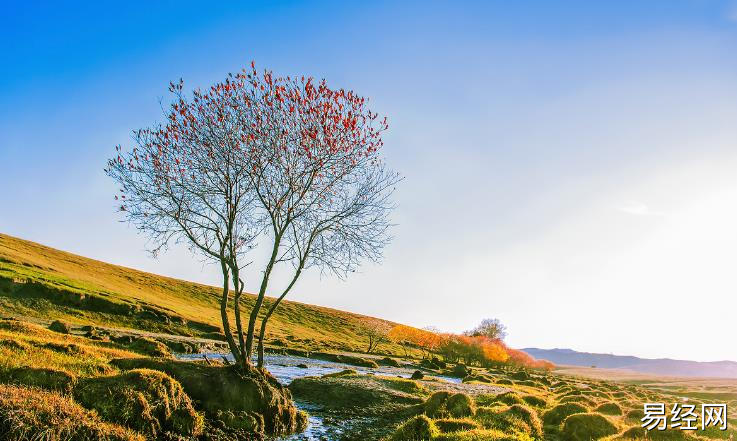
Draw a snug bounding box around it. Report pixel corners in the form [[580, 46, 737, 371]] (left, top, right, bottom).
[[106, 62, 399, 369]]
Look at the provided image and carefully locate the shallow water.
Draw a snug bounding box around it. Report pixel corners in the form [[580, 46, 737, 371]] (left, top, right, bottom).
[[177, 352, 461, 440]]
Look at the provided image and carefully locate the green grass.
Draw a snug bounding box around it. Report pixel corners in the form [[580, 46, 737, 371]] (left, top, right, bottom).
[[0, 233, 413, 355]]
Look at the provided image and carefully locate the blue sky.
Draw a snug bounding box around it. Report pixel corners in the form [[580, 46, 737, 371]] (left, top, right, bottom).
[[2, 1, 737, 362]]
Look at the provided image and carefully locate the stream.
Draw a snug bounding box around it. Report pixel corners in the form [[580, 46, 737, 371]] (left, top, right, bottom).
[[177, 353, 462, 440]]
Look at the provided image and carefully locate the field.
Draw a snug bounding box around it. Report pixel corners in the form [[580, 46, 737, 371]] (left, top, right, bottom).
[[1, 232, 736, 441], [0, 233, 408, 356]]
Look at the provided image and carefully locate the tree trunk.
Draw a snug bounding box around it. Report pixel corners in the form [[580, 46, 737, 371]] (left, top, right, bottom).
[[245, 232, 283, 358], [219, 262, 242, 365], [256, 267, 302, 367], [230, 264, 248, 367]]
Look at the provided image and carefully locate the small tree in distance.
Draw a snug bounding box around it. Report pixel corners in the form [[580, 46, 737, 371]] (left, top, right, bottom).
[[106, 62, 400, 369], [466, 318, 507, 341], [360, 319, 391, 354]]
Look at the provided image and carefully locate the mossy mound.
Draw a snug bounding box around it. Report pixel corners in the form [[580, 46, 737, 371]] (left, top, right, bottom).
[[425, 391, 453, 417], [559, 394, 599, 407], [0, 384, 144, 441], [423, 392, 475, 418], [624, 408, 644, 424], [322, 369, 357, 378], [73, 368, 203, 437], [128, 337, 172, 358], [521, 394, 548, 408], [594, 401, 623, 416], [450, 364, 469, 377], [495, 378, 513, 385], [619, 425, 696, 440], [290, 373, 423, 411], [432, 429, 531, 441], [434, 418, 481, 433], [475, 404, 543, 438], [0, 366, 77, 393], [493, 391, 525, 406], [446, 393, 476, 418], [542, 402, 589, 427], [213, 409, 264, 433], [389, 415, 440, 441], [112, 358, 306, 436], [310, 352, 379, 368], [377, 376, 426, 394], [379, 357, 401, 367], [508, 370, 531, 381], [561, 413, 618, 441], [48, 320, 71, 334], [462, 373, 494, 383], [411, 370, 424, 380]]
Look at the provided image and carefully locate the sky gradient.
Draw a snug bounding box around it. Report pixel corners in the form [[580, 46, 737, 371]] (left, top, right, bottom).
[[2, 1, 737, 362]]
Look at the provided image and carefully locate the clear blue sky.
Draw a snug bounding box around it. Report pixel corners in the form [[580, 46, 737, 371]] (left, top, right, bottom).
[[2, 1, 737, 361]]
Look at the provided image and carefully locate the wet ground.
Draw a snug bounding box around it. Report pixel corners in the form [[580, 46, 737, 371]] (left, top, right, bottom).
[[178, 353, 504, 440]]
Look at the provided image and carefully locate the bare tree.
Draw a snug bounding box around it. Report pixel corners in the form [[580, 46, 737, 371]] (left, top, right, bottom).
[[105, 79, 260, 368], [360, 319, 391, 354], [107, 63, 399, 369]]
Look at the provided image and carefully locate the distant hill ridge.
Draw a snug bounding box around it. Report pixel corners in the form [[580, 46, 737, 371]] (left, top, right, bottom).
[[522, 347, 737, 378]]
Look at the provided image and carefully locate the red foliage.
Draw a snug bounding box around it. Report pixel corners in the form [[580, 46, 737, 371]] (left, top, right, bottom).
[[115, 62, 388, 207]]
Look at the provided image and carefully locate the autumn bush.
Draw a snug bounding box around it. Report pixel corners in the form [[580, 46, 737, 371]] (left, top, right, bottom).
[[389, 324, 554, 371]]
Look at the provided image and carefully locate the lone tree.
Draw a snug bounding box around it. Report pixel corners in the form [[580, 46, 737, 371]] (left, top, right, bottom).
[[466, 318, 507, 341], [107, 62, 399, 368]]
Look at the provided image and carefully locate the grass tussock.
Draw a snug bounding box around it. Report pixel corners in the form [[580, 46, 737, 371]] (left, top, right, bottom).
[[0, 384, 144, 441], [561, 412, 619, 441], [542, 402, 589, 427], [73, 368, 204, 437], [475, 404, 543, 438], [594, 401, 623, 415], [434, 418, 481, 433]]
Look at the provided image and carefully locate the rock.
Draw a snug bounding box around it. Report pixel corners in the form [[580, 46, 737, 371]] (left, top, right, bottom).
[[296, 363, 308, 369], [410, 370, 424, 380], [48, 320, 71, 334]]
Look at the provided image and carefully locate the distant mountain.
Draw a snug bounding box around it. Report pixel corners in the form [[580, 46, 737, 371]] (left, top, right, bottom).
[[522, 348, 737, 378]]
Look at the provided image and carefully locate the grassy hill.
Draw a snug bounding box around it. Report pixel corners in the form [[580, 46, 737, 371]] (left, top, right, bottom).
[[0, 233, 404, 355]]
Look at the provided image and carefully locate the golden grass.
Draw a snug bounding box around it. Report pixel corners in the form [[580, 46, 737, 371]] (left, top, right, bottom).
[[0, 232, 414, 355], [0, 384, 145, 441]]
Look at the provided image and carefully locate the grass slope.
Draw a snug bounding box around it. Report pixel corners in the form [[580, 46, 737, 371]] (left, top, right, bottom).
[[0, 233, 404, 355]]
